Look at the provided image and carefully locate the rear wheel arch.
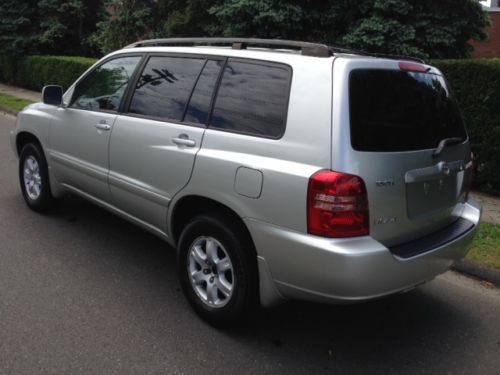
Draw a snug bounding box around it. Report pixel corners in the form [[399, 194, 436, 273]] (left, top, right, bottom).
[[170, 195, 255, 251]]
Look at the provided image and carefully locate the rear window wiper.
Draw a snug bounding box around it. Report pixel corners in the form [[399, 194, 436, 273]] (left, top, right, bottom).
[[432, 137, 464, 158]]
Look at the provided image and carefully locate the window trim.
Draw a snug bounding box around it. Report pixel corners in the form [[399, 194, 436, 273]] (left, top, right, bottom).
[[181, 59, 227, 125], [67, 53, 146, 115], [181, 59, 209, 122], [207, 57, 293, 140], [116, 53, 293, 136], [119, 111, 208, 129]]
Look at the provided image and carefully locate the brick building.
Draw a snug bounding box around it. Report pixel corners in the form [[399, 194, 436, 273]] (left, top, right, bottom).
[[471, 0, 500, 58]]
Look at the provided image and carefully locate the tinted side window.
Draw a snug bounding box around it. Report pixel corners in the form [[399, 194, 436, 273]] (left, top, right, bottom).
[[70, 56, 141, 112], [210, 59, 291, 138], [129, 56, 205, 121], [184, 60, 223, 125]]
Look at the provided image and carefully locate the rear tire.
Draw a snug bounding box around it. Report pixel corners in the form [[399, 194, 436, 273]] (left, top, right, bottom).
[[19, 143, 55, 213], [177, 213, 258, 326]]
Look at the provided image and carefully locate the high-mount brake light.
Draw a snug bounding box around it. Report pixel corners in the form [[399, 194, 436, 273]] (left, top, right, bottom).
[[307, 170, 369, 238], [399, 61, 428, 73]]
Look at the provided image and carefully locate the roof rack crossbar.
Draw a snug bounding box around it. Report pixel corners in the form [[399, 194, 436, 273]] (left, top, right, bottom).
[[124, 37, 332, 57]]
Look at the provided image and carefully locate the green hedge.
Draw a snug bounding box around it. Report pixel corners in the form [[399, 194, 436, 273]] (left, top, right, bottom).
[[0, 55, 17, 84], [432, 59, 500, 195], [0, 55, 97, 91]]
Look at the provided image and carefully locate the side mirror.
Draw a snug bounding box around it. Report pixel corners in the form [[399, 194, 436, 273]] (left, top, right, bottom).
[[42, 85, 63, 106]]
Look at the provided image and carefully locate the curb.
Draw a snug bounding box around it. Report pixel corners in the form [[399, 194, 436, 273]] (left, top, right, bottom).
[[0, 105, 19, 117], [453, 260, 500, 287]]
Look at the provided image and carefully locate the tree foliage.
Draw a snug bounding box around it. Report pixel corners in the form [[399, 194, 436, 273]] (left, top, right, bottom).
[[208, 0, 313, 39], [38, 0, 104, 56], [208, 0, 490, 59], [0, 0, 492, 59], [159, 0, 221, 37], [0, 0, 40, 55], [89, 0, 156, 54], [0, 0, 103, 56], [337, 0, 490, 58]]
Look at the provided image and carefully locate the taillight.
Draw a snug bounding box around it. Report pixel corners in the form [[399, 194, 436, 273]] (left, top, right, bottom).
[[307, 170, 369, 238]]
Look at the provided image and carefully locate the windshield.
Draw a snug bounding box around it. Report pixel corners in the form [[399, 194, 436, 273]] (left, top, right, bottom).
[[349, 69, 467, 152]]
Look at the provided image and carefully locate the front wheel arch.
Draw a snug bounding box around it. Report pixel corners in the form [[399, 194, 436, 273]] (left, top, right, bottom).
[[18, 142, 56, 212], [16, 131, 43, 158]]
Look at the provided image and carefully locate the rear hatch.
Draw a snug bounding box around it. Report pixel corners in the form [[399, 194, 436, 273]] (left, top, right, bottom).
[[332, 58, 473, 247]]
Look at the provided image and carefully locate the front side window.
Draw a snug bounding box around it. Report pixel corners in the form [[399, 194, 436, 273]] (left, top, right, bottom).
[[129, 56, 205, 121], [70, 56, 141, 112], [210, 59, 291, 138]]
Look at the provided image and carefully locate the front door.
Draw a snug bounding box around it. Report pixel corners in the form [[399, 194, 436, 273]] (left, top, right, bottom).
[[49, 55, 142, 201]]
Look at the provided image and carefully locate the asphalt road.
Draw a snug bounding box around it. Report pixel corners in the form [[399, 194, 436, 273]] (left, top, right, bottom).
[[1, 113, 499, 375]]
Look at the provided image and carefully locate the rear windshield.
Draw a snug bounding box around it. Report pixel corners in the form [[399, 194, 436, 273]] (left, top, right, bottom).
[[349, 69, 467, 152]]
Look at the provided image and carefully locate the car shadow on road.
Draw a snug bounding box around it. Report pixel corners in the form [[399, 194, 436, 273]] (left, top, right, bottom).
[[46, 196, 478, 374]]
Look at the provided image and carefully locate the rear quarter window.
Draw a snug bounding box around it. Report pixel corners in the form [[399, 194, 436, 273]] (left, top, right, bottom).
[[349, 69, 467, 152], [210, 59, 292, 138]]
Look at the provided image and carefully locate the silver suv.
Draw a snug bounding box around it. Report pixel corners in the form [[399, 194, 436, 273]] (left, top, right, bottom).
[[11, 38, 481, 325]]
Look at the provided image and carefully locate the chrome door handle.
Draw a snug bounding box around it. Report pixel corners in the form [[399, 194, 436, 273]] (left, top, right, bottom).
[[172, 136, 196, 147], [95, 123, 111, 131]]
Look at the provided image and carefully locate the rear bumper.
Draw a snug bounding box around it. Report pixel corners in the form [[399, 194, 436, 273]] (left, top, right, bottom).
[[246, 199, 481, 307]]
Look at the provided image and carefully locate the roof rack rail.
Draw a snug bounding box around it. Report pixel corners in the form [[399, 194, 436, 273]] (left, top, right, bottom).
[[123, 37, 425, 63], [123, 37, 332, 57], [329, 45, 425, 63]]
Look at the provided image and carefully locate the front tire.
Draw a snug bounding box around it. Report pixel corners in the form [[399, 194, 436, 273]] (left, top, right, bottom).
[[177, 214, 258, 326], [19, 143, 55, 212]]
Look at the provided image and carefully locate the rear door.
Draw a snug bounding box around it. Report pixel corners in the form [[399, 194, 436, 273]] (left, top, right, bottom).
[[332, 58, 473, 247], [108, 55, 223, 230]]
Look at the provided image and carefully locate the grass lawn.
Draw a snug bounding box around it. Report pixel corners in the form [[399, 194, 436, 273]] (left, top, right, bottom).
[[0, 93, 34, 113], [466, 222, 500, 269]]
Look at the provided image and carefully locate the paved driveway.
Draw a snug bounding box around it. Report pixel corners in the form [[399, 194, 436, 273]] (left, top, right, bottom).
[[1, 113, 499, 374]]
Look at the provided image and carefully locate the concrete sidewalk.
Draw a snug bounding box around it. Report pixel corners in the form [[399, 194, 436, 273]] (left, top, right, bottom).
[[0, 83, 40, 102], [470, 191, 500, 225], [0, 82, 499, 225]]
